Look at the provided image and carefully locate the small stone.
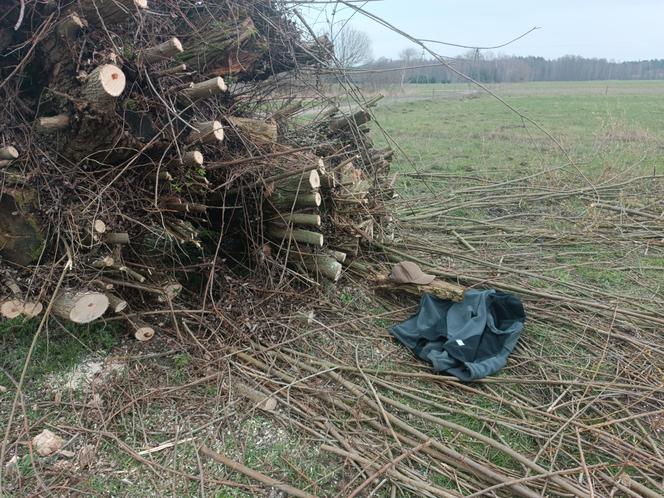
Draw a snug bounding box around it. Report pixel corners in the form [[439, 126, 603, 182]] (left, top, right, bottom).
[[32, 429, 64, 457]]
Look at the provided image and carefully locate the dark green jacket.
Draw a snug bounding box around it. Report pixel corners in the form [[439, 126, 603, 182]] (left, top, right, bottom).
[[391, 290, 526, 381]]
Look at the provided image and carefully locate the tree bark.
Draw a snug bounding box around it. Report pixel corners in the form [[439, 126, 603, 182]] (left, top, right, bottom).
[[178, 17, 260, 76], [267, 191, 321, 210], [0, 190, 44, 266], [301, 254, 342, 282], [273, 170, 320, 191], [0, 146, 19, 161], [139, 37, 183, 64], [267, 225, 323, 247], [180, 77, 227, 102], [105, 293, 128, 313], [186, 121, 224, 145], [37, 114, 70, 132], [225, 116, 278, 145], [171, 150, 204, 168], [269, 213, 321, 227], [374, 274, 465, 302], [76, 0, 148, 25]]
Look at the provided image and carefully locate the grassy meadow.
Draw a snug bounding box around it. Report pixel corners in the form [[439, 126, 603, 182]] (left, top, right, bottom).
[[374, 80, 664, 181], [2, 80, 663, 496]]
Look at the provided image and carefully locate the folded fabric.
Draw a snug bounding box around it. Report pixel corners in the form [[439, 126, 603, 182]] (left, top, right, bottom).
[[390, 290, 526, 381]]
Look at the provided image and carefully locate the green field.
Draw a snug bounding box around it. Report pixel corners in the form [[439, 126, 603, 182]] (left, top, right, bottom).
[[375, 80, 664, 181], [2, 80, 663, 496]]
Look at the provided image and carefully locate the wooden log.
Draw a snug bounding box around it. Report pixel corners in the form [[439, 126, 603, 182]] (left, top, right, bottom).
[[90, 279, 114, 291], [177, 17, 260, 76], [0, 147, 19, 161], [330, 250, 347, 264], [154, 64, 187, 77], [170, 150, 203, 168], [0, 300, 23, 319], [374, 274, 465, 302], [274, 170, 320, 192], [109, 263, 147, 283], [157, 281, 183, 303], [104, 232, 130, 245], [21, 302, 43, 318], [91, 256, 115, 268], [186, 120, 224, 145], [105, 293, 128, 313], [93, 219, 107, 234], [123, 314, 155, 341], [52, 290, 109, 323], [301, 254, 343, 282], [133, 323, 155, 341], [77, 0, 148, 25], [268, 191, 321, 210], [225, 116, 278, 145], [180, 77, 227, 101], [37, 114, 70, 132], [81, 64, 126, 106], [0, 278, 43, 318], [139, 37, 183, 64], [270, 213, 321, 227], [267, 225, 323, 247]]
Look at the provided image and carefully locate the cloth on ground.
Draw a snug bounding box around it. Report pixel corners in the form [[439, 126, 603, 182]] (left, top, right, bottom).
[[390, 290, 526, 381]]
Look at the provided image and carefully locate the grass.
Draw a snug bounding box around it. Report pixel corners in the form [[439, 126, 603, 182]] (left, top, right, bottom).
[[0, 318, 117, 384], [373, 80, 664, 183]]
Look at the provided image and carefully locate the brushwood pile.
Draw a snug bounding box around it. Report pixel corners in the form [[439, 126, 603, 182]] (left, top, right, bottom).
[[0, 0, 396, 335]]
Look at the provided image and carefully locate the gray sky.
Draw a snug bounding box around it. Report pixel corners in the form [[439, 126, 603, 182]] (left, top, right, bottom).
[[308, 0, 664, 61]]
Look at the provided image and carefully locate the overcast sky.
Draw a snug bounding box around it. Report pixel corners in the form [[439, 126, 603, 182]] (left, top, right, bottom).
[[305, 0, 664, 61]]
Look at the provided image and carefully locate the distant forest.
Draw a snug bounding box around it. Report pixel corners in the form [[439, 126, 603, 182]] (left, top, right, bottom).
[[349, 54, 664, 85]]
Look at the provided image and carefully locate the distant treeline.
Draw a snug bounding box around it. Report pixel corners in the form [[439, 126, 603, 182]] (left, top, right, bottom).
[[348, 55, 664, 85]]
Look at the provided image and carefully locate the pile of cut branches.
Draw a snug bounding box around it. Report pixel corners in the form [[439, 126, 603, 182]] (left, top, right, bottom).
[[0, 0, 394, 334]]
